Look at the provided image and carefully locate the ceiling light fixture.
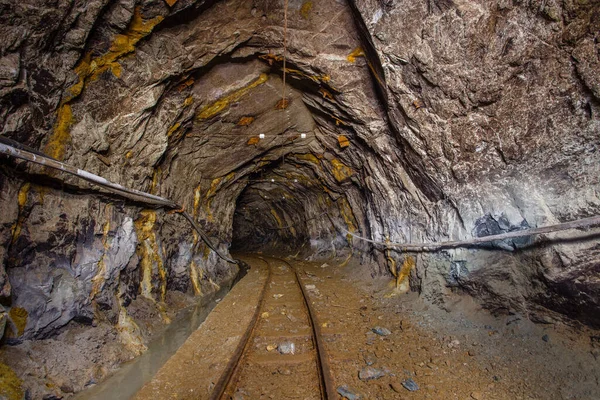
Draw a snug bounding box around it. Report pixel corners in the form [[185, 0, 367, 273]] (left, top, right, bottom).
[[300, 133, 306, 139], [259, 133, 265, 139]]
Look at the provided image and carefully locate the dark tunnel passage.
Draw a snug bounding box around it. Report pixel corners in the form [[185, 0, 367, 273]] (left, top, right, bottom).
[[230, 156, 348, 255], [231, 168, 310, 253]]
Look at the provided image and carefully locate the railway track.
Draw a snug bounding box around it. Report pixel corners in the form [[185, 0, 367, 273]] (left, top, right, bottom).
[[210, 256, 335, 399]]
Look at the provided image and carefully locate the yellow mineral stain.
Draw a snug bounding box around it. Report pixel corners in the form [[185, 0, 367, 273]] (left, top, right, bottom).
[[11, 183, 30, 243], [339, 251, 353, 267], [51, 7, 163, 162], [193, 185, 202, 218], [270, 209, 283, 228], [197, 73, 268, 120], [134, 210, 166, 302], [247, 136, 260, 146], [125, 151, 133, 159], [258, 53, 284, 64], [293, 153, 321, 165], [300, 1, 313, 18], [189, 260, 202, 296], [149, 167, 161, 194], [167, 122, 181, 137], [0, 363, 24, 400], [224, 172, 235, 182], [17, 183, 29, 208], [204, 201, 214, 223], [330, 158, 354, 182], [76, 9, 162, 86], [282, 68, 331, 85], [90, 219, 111, 301], [106, 9, 164, 71], [183, 96, 194, 107], [8, 307, 28, 337], [164, 0, 177, 7], [396, 256, 415, 291], [338, 197, 358, 244], [45, 104, 74, 161], [202, 177, 223, 223], [157, 243, 168, 303], [117, 306, 147, 355], [347, 47, 364, 63], [202, 244, 211, 260]]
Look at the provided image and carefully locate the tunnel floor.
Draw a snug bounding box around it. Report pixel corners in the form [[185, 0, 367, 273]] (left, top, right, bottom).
[[132, 255, 600, 400]]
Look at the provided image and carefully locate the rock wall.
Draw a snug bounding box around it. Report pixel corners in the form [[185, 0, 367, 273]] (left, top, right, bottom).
[[0, 0, 599, 397]]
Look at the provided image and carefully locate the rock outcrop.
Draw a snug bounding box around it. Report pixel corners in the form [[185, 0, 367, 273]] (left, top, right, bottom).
[[0, 0, 599, 397]]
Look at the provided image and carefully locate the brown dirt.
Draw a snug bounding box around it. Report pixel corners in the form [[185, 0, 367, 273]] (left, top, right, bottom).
[[135, 253, 600, 399], [301, 256, 600, 400]]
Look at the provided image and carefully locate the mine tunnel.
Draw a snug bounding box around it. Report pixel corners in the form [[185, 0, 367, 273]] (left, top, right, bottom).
[[1, 0, 600, 399]]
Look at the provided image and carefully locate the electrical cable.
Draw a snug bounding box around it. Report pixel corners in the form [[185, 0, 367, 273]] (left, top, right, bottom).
[[0, 139, 238, 264]]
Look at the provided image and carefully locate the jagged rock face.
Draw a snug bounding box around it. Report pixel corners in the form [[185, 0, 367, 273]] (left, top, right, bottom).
[[0, 0, 599, 365]]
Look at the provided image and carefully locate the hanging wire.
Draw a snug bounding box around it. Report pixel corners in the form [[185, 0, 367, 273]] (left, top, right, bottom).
[[282, 0, 288, 104], [281, 0, 289, 166]]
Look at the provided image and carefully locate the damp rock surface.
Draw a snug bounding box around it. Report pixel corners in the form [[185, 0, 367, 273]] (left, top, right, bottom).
[[0, 0, 599, 398]]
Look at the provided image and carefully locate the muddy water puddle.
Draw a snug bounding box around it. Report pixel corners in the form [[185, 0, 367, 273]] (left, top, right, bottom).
[[73, 285, 230, 400]]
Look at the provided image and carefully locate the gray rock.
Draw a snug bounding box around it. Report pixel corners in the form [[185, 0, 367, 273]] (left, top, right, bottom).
[[363, 351, 377, 366], [401, 378, 419, 392], [372, 326, 391, 336], [337, 385, 360, 400], [542, 334, 550, 343], [278, 341, 295, 355], [358, 366, 386, 381]]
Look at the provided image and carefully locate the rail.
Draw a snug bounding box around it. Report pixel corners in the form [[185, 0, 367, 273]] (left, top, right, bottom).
[[211, 256, 334, 399], [280, 258, 336, 399]]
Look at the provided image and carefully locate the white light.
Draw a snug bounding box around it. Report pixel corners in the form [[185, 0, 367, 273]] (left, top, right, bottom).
[[300, 133, 306, 139], [282, 197, 286, 200], [271, 178, 275, 182], [294, 179, 298, 183], [259, 133, 265, 139]]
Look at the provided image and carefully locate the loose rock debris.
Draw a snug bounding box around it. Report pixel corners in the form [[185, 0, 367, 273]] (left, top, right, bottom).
[[131, 256, 600, 400]]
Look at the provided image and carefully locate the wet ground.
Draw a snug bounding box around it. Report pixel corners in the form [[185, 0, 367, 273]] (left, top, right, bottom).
[[134, 254, 600, 399], [73, 285, 229, 400]]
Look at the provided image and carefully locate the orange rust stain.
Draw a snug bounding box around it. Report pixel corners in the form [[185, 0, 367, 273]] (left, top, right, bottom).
[[177, 78, 195, 92], [259, 53, 284, 66], [275, 98, 290, 110], [319, 88, 334, 100], [238, 116, 255, 126], [338, 135, 350, 148]]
